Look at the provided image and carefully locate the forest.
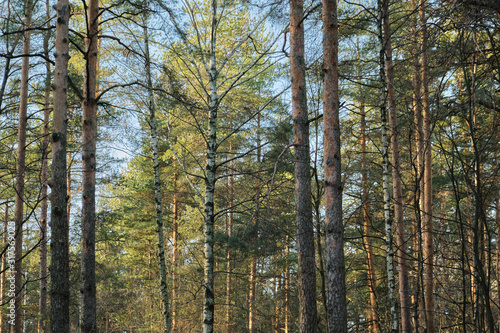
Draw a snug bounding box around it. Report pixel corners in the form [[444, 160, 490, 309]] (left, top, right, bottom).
[[0, 0, 499, 332]]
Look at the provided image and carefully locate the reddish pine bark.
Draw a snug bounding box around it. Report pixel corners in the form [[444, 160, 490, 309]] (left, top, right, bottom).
[[419, 2, 434, 332], [13, 1, 33, 330]]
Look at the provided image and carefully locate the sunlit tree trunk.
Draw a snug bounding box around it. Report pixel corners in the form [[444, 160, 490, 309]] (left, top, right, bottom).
[[378, 1, 398, 331], [50, 0, 70, 331], [382, 0, 412, 331], [203, 2, 219, 331], [249, 115, 261, 333], [323, 0, 346, 332], [225, 156, 233, 333], [419, 2, 434, 332], [81, 0, 99, 331], [172, 173, 179, 333], [142, 6, 171, 332], [39, 1, 51, 330], [13, 1, 33, 330], [360, 101, 380, 333], [410, 0, 423, 329], [289, 0, 318, 331]]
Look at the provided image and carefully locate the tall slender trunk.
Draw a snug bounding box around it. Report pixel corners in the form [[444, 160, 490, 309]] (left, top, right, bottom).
[[323, 1, 346, 332], [50, 0, 70, 331], [225, 158, 233, 333], [289, 0, 318, 331], [13, 1, 33, 330], [143, 6, 171, 332], [496, 195, 500, 332], [410, 0, 423, 329], [360, 102, 380, 333], [284, 241, 290, 333], [39, 1, 51, 330], [249, 115, 262, 333], [203, 2, 219, 331], [1, 204, 8, 333], [382, 0, 412, 331], [419, 2, 434, 332], [378, 1, 398, 331], [81, 0, 99, 331], [172, 173, 179, 333]]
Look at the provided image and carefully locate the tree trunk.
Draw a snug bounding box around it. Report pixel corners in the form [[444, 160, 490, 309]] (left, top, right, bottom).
[[378, 1, 398, 331], [382, 0, 412, 331], [39, 1, 51, 329], [419, 2, 434, 332], [226, 160, 233, 333], [322, 1, 346, 332], [143, 8, 171, 331], [360, 101, 380, 333], [81, 0, 99, 331], [203, 2, 219, 331], [249, 115, 262, 333], [285, 241, 290, 333], [13, 1, 33, 330], [172, 173, 179, 333], [289, 0, 318, 331], [496, 195, 500, 332], [50, 0, 70, 331]]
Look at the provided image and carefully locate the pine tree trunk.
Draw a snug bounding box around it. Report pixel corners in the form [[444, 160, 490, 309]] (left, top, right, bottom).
[[249, 115, 262, 333], [382, 0, 412, 331], [225, 157, 234, 332], [360, 102, 380, 333], [496, 195, 500, 332], [378, 1, 398, 330], [289, 0, 318, 331], [13, 1, 33, 330], [50, 0, 70, 331], [419, 2, 434, 332], [142, 7, 172, 332], [226, 161, 233, 333], [39, 1, 51, 329], [81, 0, 99, 331], [172, 173, 179, 333], [410, 0, 424, 329], [322, 1, 346, 332]]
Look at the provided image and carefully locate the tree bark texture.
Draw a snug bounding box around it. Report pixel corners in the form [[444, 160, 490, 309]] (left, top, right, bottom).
[[143, 9, 172, 331], [322, 0, 346, 332], [13, 1, 33, 331], [382, 0, 412, 331], [225, 163, 233, 333], [203, 2, 218, 331], [50, 1, 70, 332], [361, 102, 380, 333], [81, 0, 99, 331], [39, 2, 51, 329], [172, 173, 179, 333], [378, 1, 398, 330], [419, 2, 434, 332], [289, 0, 318, 331]]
